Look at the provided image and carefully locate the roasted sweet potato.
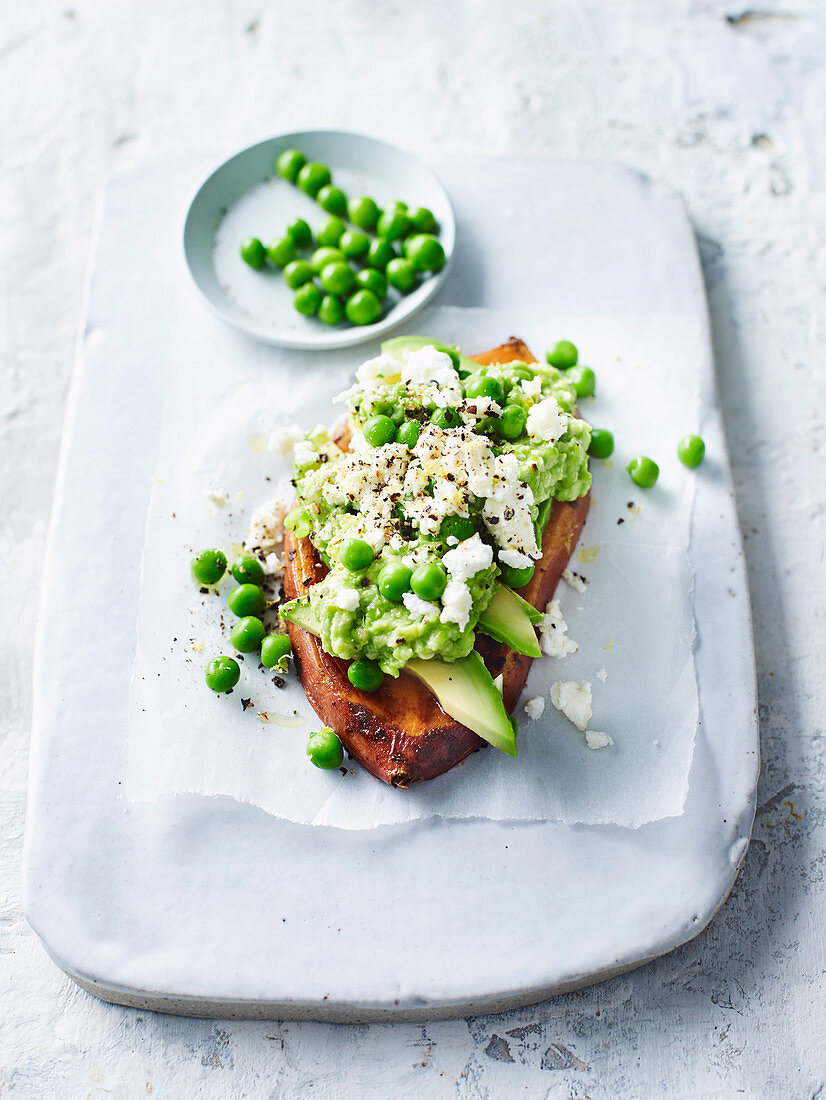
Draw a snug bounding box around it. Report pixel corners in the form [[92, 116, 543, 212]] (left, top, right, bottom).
[[282, 339, 590, 787]]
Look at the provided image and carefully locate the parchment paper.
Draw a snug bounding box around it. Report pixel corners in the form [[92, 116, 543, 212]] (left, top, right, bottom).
[[124, 305, 699, 828]]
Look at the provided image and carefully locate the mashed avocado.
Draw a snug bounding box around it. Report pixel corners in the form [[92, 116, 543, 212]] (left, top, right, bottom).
[[287, 340, 591, 676]]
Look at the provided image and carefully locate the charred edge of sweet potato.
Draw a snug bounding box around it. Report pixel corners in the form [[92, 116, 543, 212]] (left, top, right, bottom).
[[282, 337, 589, 786]]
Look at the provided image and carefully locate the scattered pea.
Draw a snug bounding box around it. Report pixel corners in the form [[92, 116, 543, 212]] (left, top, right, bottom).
[[266, 236, 296, 267], [500, 563, 535, 589], [404, 233, 445, 272], [261, 633, 291, 670], [306, 728, 344, 769], [588, 428, 614, 459], [231, 554, 265, 586], [440, 514, 475, 542], [362, 414, 396, 447], [627, 456, 659, 488], [566, 365, 596, 399], [677, 434, 705, 468], [320, 261, 356, 296], [240, 237, 267, 269], [286, 217, 313, 247], [546, 340, 579, 369], [339, 229, 370, 258], [340, 537, 374, 572], [499, 404, 527, 440], [378, 562, 413, 603], [227, 583, 266, 617], [318, 294, 344, 325], [297, 161, 331, 197], [395, 418, 421, 448], [347, 195, 380, 230], [230, 615, 266, 653], [191, 548, 226, 585], [316, 216, 346, 248], [294, 282, 322, 316], [430, 406, 461, 429], [377, 206, 411, 241], [204, 655, 241, 692], [275, 148, 306, 182], [366, 238, 395, 270], [283, 259, 314, 289], [386, 257, 417, 293], [316, 184, 347, 216], [355, 267, 387, 299], [310, 246, 345, 273], [345, 288, 382, 326], [411, 562, 447, 601], [347, 658, 384, 693], [408, 206, 438, 234], [464, 376, 504, 403], [284, 507, 313, 538]]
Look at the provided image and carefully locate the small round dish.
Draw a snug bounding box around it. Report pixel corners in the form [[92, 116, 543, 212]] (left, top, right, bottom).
[[183, 131, 456, 350]]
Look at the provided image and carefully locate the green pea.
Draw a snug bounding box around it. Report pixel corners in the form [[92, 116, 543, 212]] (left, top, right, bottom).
[[266, 236, 296, 267], [378, 562, 412, 603], [411, 562, 447, 601], [377, 206, 411, 241], [408, 206, 438, 234], [588, 428, 615, 459], [317, 184, 347, 216], [355, 267, 387, 299], [566, 365, 596, 399], [339, 229, 370, 258], [677, 434, 705, 468], [546, 340, 579, 369], [395, 419, 421, 448], [316, 215, 346, 248], [500, 563, 535, 589], [230, 615, 266, 653], [230, 554, 265, 586], [366, 238, 395, 270], [347, 195, 380, 230], [347, 658, 384, 692], [306, 728, 344, 769], [297, 161, 331, 197], [191, 548, 227, 585], [204, 655, 240, 692], [500, 404, 527, 441], [386, 257, 417, 293], [284, 507, 313, 538], [345, 289, 382, 326], [310, 246, 345, 273], [440, 514, 475, 542], [228, 583, 266, 617], [318, 294, 344, 325], [464, 376, 504, 403], [403, 233, 446, 272], [627, 456, 659, 488], [286, 217, 313, 247], [240, 237, 266, 269], [393, 200, 408, 211], [475, 415, 504, 439], [430, 406, 461, 430], [362, 414, 396, 447], [294, 282, 322, 316], [275, 148, 306, 182], [340, 537, 374, 572], [320, 261, 356, 296], [283, 260, 314, 289], [261, 633, 291, 670]]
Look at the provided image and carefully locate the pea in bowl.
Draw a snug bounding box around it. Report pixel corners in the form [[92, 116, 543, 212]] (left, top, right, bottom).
[[183, 130, 456, 351]]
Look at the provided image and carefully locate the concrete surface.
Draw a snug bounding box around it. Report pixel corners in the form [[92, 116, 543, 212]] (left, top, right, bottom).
[[1, 1, 824, 1097]]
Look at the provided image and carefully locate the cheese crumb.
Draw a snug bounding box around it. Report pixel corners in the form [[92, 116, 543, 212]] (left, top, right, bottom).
[[331, 584, 360, 612], [207, 488, 229, 508], [596, 668, 608, 682], [585, 729, 613, 750], [526, 396, 566, 442], [550, 680, 593, 731], [402, 592, 439, 620], [562, 567, 588, 593], [524, 696, 545, 720], [538, 598, 578, 657], [268, 424, 304, 456], [245, 498, 287, 557]]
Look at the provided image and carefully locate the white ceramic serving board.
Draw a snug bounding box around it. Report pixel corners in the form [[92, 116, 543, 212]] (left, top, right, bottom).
[[23, 156, 758, 1020]]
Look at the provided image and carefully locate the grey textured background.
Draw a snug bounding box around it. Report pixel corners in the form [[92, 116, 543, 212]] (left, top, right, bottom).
[[1, 1, 824, 1097]]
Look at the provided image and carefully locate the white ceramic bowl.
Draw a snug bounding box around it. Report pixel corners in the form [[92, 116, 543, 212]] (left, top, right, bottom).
[[182, 131, 455, 350]]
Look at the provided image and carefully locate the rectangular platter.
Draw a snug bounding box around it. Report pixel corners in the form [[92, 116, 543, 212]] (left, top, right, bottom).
[[23, 155, 758, 1020]]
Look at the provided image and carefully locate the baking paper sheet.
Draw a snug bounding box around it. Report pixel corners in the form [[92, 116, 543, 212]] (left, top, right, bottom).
[[124, 305, 699, 828]]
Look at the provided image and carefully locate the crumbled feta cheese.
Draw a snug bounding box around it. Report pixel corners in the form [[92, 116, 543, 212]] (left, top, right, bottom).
[[550, 680, 593, 731], [596, 668, 608, 682], [293, 439, 318, 468], [356, 352, 402, 388], [268, 424, 303, 456], [460, 394, 502, 426], [526, 396, 567, 442], [538, 598, 578, 657], [521, 377, 542, 399], [585, 729, 613, 750], [499, 548, 534, 570], [331, 583, 360, 612], [245, 498, 287, 556], [262, 552, 282, 576], [400, 346, 462, 407], [348, 430, 370, 452], [524, 696, 545, 720], [562, 567, 588, 593], [439, 578, 474, 630], [493, 673, 504, 694], [207, 488, 229, 508], [442, 534, 493, 582], [402, 591, 439, 619]]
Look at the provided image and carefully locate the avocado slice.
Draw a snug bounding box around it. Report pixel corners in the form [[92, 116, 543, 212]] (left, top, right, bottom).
[[281, 597, 322, 636], [381, 335, 477, 375], [477, 584, 542, 658], [405, 652, 517, 757]]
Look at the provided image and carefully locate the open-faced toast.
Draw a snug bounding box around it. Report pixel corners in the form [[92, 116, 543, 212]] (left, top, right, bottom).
[[282, 338, 590, 787]]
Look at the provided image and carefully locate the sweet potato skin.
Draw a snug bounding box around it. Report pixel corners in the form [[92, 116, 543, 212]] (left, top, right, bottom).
[[282, 339, 590, 786]]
